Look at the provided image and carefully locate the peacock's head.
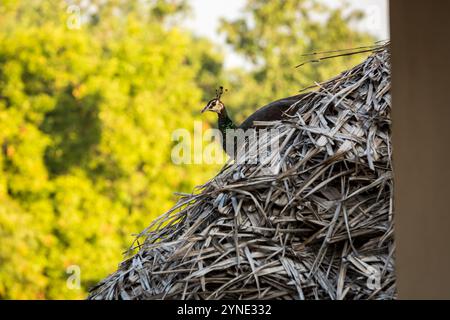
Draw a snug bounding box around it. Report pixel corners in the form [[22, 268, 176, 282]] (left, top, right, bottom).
[[201, 98, 224, 114], [201, 86, 226, 114]]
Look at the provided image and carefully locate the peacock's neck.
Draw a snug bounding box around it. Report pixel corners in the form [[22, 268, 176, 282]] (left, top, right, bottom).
[[218, 108, 236, 133], [217, 108, 236, 152]]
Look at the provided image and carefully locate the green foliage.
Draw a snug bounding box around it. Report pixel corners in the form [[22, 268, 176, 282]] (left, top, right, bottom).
[[0, 0, 377, 299], [0, 0, 219, 299]]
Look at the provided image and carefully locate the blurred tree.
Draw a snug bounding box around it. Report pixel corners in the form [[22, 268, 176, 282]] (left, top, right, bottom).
[[186, 37, 226, 101], [0, 0, 221, 299], [219, 0, 375, 123]]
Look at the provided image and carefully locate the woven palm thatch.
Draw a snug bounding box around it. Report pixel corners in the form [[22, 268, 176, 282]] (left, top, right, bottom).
[[88, 44, 395, 300]]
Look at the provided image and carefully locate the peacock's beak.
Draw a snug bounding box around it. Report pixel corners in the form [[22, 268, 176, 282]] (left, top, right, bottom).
[[201, 104, 209, 113]]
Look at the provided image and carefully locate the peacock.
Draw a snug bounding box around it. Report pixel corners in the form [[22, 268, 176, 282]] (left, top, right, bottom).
[[201, 87, 306, 156]]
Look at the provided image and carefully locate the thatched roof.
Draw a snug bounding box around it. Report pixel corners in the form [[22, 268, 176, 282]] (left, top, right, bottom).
[[88, 44, 395, 300]]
